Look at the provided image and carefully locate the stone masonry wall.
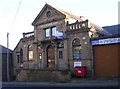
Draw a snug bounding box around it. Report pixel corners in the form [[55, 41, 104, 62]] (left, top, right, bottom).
[[16, 69, 71, 82]]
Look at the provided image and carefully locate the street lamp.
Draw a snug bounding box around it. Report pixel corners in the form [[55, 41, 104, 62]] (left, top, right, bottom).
[[7, 32, 9, 81]]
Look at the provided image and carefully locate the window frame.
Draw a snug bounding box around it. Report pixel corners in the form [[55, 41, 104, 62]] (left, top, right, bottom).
[[52, 26, 57, 36], [45, 28, 51, 37], [72, 38, 82, 60], [59, 51, 63, 59], [28, 44, 33, 61], [17, 55, 20, 63], [44, 26, 63, 38]]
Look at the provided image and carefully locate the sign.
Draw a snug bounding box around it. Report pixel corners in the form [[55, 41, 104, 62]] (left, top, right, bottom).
[[37, 20, 63, 28], [92, 37, 120, 45], [74, 62, 82, 67], [57, 42, 64, 48]]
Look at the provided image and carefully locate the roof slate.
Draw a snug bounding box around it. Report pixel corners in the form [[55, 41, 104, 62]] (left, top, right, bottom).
[[103, 24, 120, 36], [0, 45, 12, 53]]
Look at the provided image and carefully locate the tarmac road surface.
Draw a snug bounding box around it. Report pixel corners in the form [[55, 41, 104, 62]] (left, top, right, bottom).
[[2, 78, 119, 89]]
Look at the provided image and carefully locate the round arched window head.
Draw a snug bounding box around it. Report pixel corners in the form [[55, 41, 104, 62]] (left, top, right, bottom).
[[46, 11, 51, 18]]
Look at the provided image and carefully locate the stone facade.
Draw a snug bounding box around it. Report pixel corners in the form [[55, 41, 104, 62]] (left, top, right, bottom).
[[13, 4, 110, 80]]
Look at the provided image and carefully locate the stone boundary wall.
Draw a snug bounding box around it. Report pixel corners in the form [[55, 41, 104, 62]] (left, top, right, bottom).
[[16, 69, 71, 82]]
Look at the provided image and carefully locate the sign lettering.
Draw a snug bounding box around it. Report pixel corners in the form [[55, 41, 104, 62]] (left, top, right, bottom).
[[92, 37, 120, 45]]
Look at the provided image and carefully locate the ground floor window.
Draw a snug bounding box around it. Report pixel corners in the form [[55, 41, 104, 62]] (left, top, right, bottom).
[[72, 38, 82, 60], [17, 55, 20, 63], [28, 45, 33, 61], [39, 53, 42, 60], [59, 51, 63, 58]]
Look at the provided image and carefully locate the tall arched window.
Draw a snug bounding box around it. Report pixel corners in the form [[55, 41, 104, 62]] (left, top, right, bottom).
[[72, 38, 82, 60], [20, 48, 23, 63], [28, 44, 33, 61]]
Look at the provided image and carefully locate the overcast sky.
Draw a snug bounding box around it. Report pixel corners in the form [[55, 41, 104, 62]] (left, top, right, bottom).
[[0, 0, 119, 50]]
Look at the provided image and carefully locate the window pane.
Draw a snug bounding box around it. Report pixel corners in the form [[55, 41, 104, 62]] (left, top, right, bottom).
[[17, 55, 20, 63], [20, 49, 23, 63], [52, 26, 63, 39], [29, 51, 33, 60], [73, 46, 82, 59], [39, 53, 42, 60], [45, 28, 50, 37], [72, 38, 82, 60], [52, 27, 57, 36], [59, 51, 63, 58]]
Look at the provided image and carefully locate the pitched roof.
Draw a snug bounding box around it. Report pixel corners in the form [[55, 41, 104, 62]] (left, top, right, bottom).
[[90, 23, 111, 36], [32, 3, 82, 26], [0, 45, 12, 53], [102, 24, 120, 36], [51, 4, 82, 21]]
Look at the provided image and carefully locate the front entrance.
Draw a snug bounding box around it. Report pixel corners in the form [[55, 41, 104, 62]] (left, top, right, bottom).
[[47, 45, 55, 68]]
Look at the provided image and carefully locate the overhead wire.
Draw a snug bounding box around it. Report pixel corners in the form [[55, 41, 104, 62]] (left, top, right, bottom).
[[9, 0, 22, 31]]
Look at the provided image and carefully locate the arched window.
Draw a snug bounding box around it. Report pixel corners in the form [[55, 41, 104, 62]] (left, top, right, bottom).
[[72, 38, 82, 60], [28, 44, 33, 61], [20, 48, 23, 63]]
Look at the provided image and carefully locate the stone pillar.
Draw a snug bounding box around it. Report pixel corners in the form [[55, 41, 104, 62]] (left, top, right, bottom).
[[43, 45, 47, 69], [34, 26, 38, 43], [33, 42, 38, 69], [63, 39, 69, 70], [55, 43, 58, 69]]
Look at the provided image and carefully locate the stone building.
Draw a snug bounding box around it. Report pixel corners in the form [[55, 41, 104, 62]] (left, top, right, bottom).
[[13, 4, 110, 81]]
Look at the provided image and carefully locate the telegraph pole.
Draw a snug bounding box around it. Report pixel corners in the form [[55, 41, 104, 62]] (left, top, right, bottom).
[[7, 32, 9, 81]]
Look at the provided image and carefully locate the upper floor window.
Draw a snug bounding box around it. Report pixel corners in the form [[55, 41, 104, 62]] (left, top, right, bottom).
[[45, 26, 63, 39], [45, 28, 50, 37], [52, 26, 57, 36], [46, 11, 51, 18]]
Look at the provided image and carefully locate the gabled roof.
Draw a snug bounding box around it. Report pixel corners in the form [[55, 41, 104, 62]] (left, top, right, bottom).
[[51, 5, 82, 21], [32, 3, 82, 26]]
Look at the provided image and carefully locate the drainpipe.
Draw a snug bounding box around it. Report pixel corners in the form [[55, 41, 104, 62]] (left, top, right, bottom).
[[90, 39, 95, 79]]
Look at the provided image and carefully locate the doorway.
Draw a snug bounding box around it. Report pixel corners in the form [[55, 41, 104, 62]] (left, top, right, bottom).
[[47, 45, 55, 68]]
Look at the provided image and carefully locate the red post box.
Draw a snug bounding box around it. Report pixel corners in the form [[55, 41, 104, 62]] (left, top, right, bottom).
[[75, 66, 87, 77]]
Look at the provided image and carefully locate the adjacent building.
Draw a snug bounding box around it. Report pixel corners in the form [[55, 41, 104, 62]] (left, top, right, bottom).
[[91, 24, 120, 78], [0, 45, 13, 81]]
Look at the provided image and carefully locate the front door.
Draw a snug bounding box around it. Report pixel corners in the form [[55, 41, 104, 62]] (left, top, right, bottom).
[[47, 45, 55, 68]]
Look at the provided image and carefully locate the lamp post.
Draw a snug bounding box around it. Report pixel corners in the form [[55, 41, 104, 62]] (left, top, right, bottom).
[[7, 32, 9, 81]]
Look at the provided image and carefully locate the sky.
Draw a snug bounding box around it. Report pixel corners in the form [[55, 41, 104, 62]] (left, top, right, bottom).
[[0, 0, 119, 50]]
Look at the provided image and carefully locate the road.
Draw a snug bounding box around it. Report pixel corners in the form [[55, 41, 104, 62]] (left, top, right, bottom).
[[2, 79, 119, 89]]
